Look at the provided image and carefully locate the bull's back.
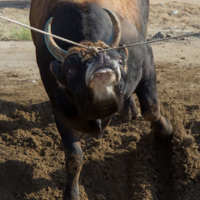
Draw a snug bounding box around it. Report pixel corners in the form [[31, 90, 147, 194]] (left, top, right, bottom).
[[30, 0, 149, 43], [95, 0, 149, 37]]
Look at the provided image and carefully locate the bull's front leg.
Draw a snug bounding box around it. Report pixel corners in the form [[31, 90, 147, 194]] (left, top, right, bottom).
[[55, 117, 83, 200], [135, 77, 172, 140], [120, 96, 140, 123]]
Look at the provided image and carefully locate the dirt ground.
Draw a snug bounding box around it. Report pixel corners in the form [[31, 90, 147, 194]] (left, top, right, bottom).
[[0, 1, 200, 200]]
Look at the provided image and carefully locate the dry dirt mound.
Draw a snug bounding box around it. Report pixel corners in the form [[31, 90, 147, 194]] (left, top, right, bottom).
[[0, 91, 200, 200], [0, 1, 200, 200]]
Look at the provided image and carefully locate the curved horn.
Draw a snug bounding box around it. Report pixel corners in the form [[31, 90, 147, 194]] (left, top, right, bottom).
[[44, 17, 67, 62], [103, 8, 121, 48]]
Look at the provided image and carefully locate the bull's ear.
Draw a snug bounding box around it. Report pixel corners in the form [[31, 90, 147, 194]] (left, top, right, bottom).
[[50, 60, 65, 86], [118, 47, 129, 73], [118, 46, 129, 60]]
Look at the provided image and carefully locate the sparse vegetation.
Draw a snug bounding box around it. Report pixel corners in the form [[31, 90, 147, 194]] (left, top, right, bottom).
[[8, 25, 32, 41], [0, 21, 32, 41]]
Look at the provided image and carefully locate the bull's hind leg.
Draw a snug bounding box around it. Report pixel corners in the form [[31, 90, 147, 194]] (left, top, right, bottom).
[[135, 78, 172, 139], [55, 117, 83, 200], [120, 96, 140, 123]]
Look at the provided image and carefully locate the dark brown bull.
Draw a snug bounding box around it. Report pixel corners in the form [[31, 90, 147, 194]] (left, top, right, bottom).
[[29, 0, 172, 199]]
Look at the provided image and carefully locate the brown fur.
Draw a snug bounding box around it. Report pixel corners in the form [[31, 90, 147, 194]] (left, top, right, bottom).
[[64, 40, 109, 62], [30, 0, 140, 27], [64, 41, 129, 73], [123, 47, 129, 73], [30, 0, 148, 43]]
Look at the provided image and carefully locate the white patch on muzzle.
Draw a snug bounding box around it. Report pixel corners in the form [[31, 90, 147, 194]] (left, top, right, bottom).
[[93, 84, 116, 102]]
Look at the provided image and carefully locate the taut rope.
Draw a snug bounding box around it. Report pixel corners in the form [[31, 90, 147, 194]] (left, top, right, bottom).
[[0, 15, 200, 54]]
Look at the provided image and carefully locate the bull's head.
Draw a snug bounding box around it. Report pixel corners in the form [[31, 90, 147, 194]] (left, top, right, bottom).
[[45, 9, 128, 120]]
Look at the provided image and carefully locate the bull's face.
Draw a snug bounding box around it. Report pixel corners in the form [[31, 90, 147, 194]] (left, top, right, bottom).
[[45, 9, 128, 120]]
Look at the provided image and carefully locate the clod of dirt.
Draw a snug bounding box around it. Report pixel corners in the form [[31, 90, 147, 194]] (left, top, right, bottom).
[[152, 31, 166, 39], [95, 194, 106, 200]]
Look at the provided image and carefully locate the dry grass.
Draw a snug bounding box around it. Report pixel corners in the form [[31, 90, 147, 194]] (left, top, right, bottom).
[[0, 21, 32, 41], [8, 25, 32, 41]]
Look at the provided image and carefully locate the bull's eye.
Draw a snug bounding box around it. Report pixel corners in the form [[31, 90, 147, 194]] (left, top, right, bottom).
[[118, 58, 123, 65], [87, 59, 93, 65], [67, 69, 72, 75]]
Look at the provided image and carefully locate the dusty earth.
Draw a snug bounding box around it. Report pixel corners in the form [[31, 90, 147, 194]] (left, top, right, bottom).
[[0, 1, 200, 200]]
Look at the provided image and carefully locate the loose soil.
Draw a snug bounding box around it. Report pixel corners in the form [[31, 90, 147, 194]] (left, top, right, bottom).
[[0, 1, 200, 200]]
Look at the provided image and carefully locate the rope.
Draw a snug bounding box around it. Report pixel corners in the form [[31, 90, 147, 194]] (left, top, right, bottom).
[[84, 46, 99, 56], [98, 31, 200, 53], [0, 16, 88, 49], [0, 15, 200, 54]]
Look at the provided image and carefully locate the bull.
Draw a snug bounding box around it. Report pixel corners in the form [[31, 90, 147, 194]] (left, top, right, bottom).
[[29, 0, 172, 199]]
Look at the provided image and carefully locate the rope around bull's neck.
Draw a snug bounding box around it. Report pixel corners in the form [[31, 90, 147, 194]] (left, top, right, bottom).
[[0, 15, 200, 54]]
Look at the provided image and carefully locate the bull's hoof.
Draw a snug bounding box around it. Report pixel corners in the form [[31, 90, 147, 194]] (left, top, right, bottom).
[[132, 111, 141, 120], [64, 186, 79, 200], [120, 113, 130, 123], [151, 116, 172, 140], [120, 96, 140, 123], [120, 110, 140, 123]]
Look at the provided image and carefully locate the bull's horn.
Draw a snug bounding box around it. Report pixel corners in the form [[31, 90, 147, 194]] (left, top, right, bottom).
[[103, 8, 121, 48], [44, 17, 67, 62]]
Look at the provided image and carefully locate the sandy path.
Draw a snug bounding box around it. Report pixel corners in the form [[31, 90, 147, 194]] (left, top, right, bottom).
[[151, 0, 200, 5]]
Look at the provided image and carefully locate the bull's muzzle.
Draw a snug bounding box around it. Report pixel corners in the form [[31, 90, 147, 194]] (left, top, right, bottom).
[[85, 53, 121, 87]]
